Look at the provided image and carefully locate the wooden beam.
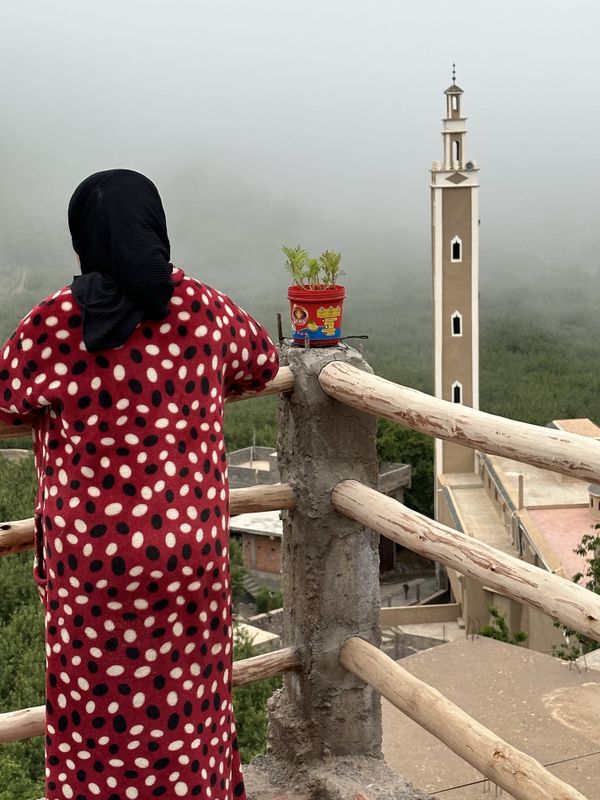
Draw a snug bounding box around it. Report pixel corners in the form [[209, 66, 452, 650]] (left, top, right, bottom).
[[0, 483, 297, 558], [0, 366, 295, 439], [0, 705, 44, 745], [229, 483, 296, 517], [332, 480, 600, 643], [340, 637, 587, 800], [227, 365, 294, 403], [319, 361, 600, 484], [0, 647, 302, 743], [0, 518, 35, 557], [232, 646, 301, 687]]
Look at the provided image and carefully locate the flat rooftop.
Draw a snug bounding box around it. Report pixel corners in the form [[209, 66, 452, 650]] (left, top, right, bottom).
[[230, 509, 282, 538], [382, 637, 600, 798], [553, 418, 600, 438], [488, 455, 594, 578], [491, 454, 589, 507]]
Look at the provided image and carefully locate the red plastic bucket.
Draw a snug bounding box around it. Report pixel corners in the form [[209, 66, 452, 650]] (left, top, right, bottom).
[[287, 285, 346, 346]]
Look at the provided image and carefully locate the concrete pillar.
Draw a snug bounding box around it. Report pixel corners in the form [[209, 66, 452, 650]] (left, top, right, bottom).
[[244, 345, 433, 799], [267, 344, 381, 759]]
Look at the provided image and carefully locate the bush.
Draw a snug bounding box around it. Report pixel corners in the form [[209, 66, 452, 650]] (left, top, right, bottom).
[[554, 528, 600, 660], [479, 606, 527, 645], [232, 627, 281, 763], [255, 586, 283, 614], [0, 455, 44, 798]]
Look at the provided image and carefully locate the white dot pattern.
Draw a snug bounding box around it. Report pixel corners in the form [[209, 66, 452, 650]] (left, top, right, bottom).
[[0, 268, 279, 800]]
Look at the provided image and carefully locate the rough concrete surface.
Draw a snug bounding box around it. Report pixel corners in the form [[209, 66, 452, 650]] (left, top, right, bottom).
[[244, 754, 434, 800], [269, 345, 383, 763], [252, 345, 435, 798]]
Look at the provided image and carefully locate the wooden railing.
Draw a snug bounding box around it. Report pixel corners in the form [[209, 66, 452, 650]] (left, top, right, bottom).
[[1, 355, 598, 800], [340, 637, 586, 800], [317, 360, 600, 800], [319, 361, 600, 484], [0, 646, 302, 744], [0, 483, 297, 557], [333, 480, 600, 641], [0, 366, 296, 439]]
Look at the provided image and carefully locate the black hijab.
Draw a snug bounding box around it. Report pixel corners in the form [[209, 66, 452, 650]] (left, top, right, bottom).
[[69, 169, 174, 352]]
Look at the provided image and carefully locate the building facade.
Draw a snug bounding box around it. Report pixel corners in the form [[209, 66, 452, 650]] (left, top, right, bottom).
[[431, 74, 479, 481]]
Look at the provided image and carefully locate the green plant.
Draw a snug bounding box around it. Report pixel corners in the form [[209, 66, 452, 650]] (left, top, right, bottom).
[[229, 536, 246, 606], [283, 244, 343, 288], [554, 527, 600, 660], [479, 606, 527, 645], [255, 586, 283, 614], [319, 250, 344, 286], [232, 626, 282, 763], [283, 245, 309, 286]]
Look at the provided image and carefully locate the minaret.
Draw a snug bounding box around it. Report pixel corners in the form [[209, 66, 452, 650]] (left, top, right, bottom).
[[431, 67, 479, 484]]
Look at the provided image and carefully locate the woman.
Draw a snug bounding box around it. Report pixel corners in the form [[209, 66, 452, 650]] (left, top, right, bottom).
[[0, 169, 279, 800]]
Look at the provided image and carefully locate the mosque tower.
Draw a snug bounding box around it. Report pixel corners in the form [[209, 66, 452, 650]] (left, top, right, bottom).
[[431, 67, 479, 485]]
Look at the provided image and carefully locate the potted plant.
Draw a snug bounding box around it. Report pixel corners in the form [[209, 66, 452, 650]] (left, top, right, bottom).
[[284, 245, 346, 346]]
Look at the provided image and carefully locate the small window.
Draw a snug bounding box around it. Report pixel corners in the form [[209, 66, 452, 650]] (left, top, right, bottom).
[[452, 381, 462, 404], [452, 95, 458, 111], [451, 236, 462, 262], [451, 311, 462, 337], [453, 139, 461, 162]]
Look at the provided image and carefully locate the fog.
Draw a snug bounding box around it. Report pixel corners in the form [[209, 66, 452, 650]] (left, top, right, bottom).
[[1, 0, 599, 292]]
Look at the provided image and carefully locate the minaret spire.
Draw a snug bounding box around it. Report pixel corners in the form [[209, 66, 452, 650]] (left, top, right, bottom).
[[430, 77, 480, 483]]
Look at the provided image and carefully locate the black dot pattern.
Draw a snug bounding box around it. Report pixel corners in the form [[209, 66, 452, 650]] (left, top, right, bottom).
[[0, 268, 279, 800]]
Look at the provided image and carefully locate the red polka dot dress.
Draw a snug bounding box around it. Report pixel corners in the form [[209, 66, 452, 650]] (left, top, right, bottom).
[[0, 267, 279, 800]]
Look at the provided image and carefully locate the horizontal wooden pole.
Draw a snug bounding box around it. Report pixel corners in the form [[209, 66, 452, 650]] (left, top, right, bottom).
[[226, 365, 294, 404], [229, 483, 296, 517], [333, 480, 600, 643], [0, 704, 44, 744], [0, 483, 297, 558], [0, 367, 295, 440], [0, 518, 34, 557], [0, 646, 302, 743], [340, 637, 587, 800], [232, 645, 301, 687], [319, 361, 600, 484]]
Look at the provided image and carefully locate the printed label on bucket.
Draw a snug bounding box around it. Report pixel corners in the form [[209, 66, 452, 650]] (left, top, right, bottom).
[[291, 303, 342, 341]]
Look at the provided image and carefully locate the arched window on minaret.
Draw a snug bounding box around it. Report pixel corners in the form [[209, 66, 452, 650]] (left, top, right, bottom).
[[452, 381, 463, 404], [453, 139, 461, 163], [451, 236, 462, 262], [451, 311, 463, 337]]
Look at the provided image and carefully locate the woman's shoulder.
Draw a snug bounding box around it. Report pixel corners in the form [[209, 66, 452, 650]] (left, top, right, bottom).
[[12, 285, 78, 334], [171, 268, 238, 311]]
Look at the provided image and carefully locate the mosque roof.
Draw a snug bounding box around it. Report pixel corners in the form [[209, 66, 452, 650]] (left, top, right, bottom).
[[444, 82, 464, 94]]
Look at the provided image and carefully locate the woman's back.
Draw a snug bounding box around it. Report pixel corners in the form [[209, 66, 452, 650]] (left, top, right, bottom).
[[0, 265, 278, 800]]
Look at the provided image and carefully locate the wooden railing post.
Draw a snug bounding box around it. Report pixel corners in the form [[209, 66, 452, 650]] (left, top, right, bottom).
[[267, 345, 381, 761]]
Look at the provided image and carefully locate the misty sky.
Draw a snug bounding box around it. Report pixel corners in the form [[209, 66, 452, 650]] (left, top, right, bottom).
[[1, 0, 599, 282]]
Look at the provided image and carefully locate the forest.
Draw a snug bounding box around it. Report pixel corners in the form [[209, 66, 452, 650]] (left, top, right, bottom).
[[0, 253, 599, 796]]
